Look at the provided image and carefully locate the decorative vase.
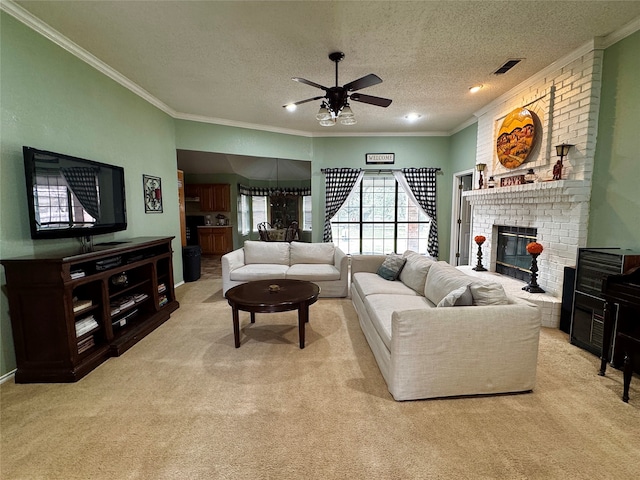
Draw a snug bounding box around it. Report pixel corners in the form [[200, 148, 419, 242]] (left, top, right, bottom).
[[472, 235, 487, 272], [523, 242, 545, 293]]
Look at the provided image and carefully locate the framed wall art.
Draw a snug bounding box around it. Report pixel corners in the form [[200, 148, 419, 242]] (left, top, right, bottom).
[[143, 174, 163, 213], [496, 107, 536, 169]]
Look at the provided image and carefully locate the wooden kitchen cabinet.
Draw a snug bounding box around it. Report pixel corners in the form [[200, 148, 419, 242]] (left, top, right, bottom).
[[185, 184, 230, 212], [198, 227, 233, 255]]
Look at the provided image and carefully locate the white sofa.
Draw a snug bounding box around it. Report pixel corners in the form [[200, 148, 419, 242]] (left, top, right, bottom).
[[221, 241, 348, 297], [351, 251, 541, 401]]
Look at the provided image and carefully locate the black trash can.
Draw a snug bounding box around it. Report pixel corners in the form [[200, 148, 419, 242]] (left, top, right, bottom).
[[182, 245, 201, 282]]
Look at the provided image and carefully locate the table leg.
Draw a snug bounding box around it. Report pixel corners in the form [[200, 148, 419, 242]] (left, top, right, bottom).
[[298, 304, 309, 349], [232, 307, 240, 348]]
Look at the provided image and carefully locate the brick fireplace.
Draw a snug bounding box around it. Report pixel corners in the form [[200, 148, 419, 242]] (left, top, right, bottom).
[[460, 44, 604, 324]]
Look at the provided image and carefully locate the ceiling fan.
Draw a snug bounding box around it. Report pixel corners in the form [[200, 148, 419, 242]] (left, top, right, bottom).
[[284, 51, 392, 126]]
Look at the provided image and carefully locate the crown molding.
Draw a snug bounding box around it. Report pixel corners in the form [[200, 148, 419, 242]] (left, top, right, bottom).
[[173, 112, 313, 138], [600, 15, 640, 48]]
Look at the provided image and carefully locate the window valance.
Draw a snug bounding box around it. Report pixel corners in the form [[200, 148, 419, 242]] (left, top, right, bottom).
[[238, 184, 311, 197]]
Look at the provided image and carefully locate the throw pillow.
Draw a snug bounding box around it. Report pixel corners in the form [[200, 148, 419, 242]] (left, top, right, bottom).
[[436, 286, 470, 307], [469, 282, 510, 305], [399, 251, 436, 293], [376, 254, 407, 281]]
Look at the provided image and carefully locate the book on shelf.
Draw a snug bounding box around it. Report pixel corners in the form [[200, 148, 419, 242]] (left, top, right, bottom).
[[70, 270, 85, 279], [75, 315, 99, 337], [72, 298, 92, 313], [117, 297, 136, 310], [77, 335, 95, 354], [157, 283, 167, 293], [133, 293, 148, 303]]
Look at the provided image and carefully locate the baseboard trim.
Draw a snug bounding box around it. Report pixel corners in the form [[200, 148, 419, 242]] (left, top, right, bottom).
[[0, 369, 16, 385]]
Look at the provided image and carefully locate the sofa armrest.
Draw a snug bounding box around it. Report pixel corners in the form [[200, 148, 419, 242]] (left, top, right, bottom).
[[334, 246, 349, 279], [221, 248, 245, 277], [388, 301, 541, 400], [350, 254, 386, 278]]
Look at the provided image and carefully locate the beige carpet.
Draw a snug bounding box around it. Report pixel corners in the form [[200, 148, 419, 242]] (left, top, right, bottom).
[[1, 274, 639, 480]]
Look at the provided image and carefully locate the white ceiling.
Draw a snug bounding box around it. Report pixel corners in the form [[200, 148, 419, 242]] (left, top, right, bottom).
[[9, 0, 640, 137]]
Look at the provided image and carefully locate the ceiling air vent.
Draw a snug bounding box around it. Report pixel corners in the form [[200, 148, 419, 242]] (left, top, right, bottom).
[[493, 59, 522, 75]]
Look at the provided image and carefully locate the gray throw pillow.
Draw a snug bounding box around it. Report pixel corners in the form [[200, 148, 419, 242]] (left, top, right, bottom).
[[377, 254, 407, 281]]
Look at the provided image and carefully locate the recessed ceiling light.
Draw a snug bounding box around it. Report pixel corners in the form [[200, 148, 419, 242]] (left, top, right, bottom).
[[469, 85, 483, 93], [285, 104, 297, 112], [405, 113, 422, 122]]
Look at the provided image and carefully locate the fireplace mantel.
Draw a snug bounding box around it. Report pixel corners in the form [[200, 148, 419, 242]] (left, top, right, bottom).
[[462, 179, 591, 206]]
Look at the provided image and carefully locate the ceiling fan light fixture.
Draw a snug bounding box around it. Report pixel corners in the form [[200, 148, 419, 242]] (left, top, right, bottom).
[[285, 104, 297, 112], [469, 84, 483, 93], [316, 103, 331, 121], [340, 117, 357, 125], [405, 113, 422, 122], [319, 118, 335, 127], [339, 104, 355, 118]]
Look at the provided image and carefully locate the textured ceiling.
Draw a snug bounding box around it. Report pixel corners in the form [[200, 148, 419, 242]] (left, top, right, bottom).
[[9, 0, 640, 138]]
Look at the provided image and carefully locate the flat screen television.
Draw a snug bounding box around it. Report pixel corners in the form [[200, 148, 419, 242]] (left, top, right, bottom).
[[23, 146, 127, 240]]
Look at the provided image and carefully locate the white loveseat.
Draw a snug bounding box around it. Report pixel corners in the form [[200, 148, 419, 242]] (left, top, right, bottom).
[[351, 251, 541, 401], [221, 241, 349, 297]]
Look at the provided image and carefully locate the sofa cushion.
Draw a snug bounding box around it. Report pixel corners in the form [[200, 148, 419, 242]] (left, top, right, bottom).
[[290, 241, 335, 264], [377, 254, 406, 281], [286, 264, 341, 281], [424, 262, 473, 306], [229, 264, 288, 281], [399, 251, 436, 294], [244, 240, 290, 265], [364, 294, 434, 349], [469, 281, 510, 305], [352, 272, 419, 298]]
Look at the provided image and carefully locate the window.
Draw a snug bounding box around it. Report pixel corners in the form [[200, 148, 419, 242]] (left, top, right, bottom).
[[302, 195, 312, 231], [330, 174, 431, 254], [238, 194, 250, 235], [251, 196, 268, 231]]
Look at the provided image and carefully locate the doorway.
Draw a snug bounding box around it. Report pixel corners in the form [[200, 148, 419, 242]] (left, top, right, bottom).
[[449, 170, 473, 266]]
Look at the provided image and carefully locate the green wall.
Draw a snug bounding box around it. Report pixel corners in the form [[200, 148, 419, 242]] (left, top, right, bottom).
[[0, 13, 181, 376], [450, 123, 479, 174], [588, 30, 640, 248]]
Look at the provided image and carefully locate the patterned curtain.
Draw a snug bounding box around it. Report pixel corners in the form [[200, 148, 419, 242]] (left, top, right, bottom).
[[401, 167, 439, 258], [61, 167, 101, 221], [322, 168, 363, 243], [238, 184, 311, 196]]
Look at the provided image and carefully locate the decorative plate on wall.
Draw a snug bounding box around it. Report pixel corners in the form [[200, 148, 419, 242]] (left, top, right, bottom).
[[496, 107, 536, 169]]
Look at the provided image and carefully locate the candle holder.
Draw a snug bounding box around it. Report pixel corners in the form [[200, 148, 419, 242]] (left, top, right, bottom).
[[472, 235, 487, 271], [522, 242, 545, 293]]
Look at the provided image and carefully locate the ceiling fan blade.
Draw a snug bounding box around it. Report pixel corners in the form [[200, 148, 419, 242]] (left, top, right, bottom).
[[350, 93, 392, 107], [343, 73, 382, 92], [283, 96, 325, 108], [292, 77, 328, 91]]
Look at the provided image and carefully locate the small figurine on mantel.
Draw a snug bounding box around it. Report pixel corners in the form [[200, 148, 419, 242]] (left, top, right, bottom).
[[553, 159, 563, 180]]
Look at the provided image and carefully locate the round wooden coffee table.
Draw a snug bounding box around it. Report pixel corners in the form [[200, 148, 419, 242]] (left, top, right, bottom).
[[225, 279, 320, 349]]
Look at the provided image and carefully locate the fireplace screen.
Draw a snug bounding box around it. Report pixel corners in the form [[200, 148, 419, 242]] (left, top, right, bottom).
[[496, 226, 537, 282]]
